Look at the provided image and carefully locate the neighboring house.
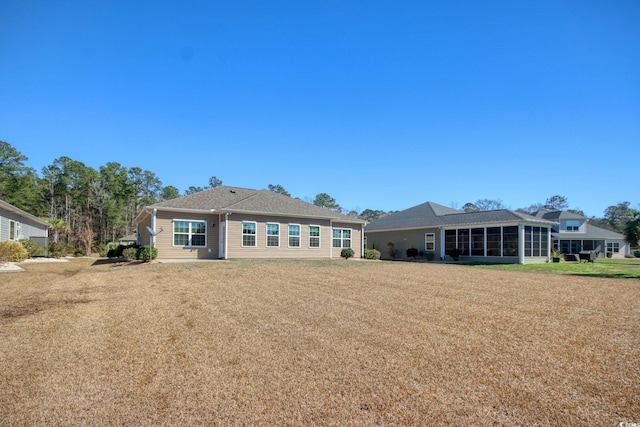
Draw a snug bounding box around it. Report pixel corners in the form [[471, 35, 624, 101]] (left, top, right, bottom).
[[134, 186, 365, 260], [365, 201, 557, 264], [0, 199, 49, 252], [534, 210, 630, 258]]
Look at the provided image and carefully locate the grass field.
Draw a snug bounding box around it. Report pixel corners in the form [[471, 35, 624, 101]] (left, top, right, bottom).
[[468, 257, 640, 279], [1, 258, 639, 425]]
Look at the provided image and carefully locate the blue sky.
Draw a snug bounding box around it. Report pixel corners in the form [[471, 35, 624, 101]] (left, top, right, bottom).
[[2, 1, 638, 217]]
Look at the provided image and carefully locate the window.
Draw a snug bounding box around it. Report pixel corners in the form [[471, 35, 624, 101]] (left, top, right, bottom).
[[471, 228, 484, 256], [9, 220, 18, 240], [424, 233, 435, 251], [288, 224, 300, 248], [486, 227, 501, 256], [458, 229, 470, 255], [502, 226, 518, 257], [266, 223, 279, 247], [332, 228, 351, 248], [309, 225, 320, 248], [445, 229, 457, 251], [242, 222, 256, 247], [607, 242, 620, 253], [525, 226, 548, 256], [566, 220, 580, 232], [173, 220, 206, 247]]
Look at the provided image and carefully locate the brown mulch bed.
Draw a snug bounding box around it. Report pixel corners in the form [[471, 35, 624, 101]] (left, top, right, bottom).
[[1, 258, 638, 425]]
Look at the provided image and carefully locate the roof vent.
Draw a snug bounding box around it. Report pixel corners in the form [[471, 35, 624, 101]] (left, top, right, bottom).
[[230, 190, 236, 193]]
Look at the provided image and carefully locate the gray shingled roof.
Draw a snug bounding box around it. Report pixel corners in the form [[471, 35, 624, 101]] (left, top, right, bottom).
[[144, 186, 363, 223], [553, 223, 625, 240], [365, 201, 555, 232]]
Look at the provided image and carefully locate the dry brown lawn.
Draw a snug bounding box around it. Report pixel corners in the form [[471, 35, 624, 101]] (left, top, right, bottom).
[[1, 258, 638, 426]]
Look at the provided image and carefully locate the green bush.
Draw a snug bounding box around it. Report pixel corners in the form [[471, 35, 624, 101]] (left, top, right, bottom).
[[406, 248, 419, 258], [122, 247, 138, 260], [137, 245, 158, 261], [607, 251, 613, 258], [49, 242, 68, 258], [363, 248, 381, 260], [0, 241, 29, 262], [20, 239, 45, 258], [95, 243, 109, 257], [424, 252, 435, 261], [340, 248, 355, 259], [635, 249, 640, 258], [108, 244, 140, 258]]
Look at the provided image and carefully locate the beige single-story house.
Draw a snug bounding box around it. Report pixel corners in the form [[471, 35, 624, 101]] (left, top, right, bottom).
[[134, 186, 365, 260], [0, 199, 49, 251], [365, 201, 557, 264]]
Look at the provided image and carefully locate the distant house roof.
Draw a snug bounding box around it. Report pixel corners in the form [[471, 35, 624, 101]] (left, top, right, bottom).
[[536, 210, 627, 240], [365, 201, 555, 232], [135, 186, 364, 224], [0, 199, 50, 228]]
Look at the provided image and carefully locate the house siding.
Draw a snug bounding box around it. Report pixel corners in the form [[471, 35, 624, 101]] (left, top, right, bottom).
[[226, 214, 334, 259], [366, 228, 441, 260], [152, 211, 220, 259], [331, 221, 363, 259], [0, 208, 48, 241]]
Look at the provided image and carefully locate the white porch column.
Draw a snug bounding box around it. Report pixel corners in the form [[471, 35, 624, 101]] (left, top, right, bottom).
[[518, 224, 525, 264]]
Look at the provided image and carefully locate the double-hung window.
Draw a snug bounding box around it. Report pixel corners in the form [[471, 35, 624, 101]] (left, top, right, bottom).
[[288, 224, 300, 248], [173, 220, 206, 247], [266, 223, 280, 247], [242, 222, 257, 247], [309, 225, 320, 248], [332, 228, 351, 248], [424, 233, 435, 251]]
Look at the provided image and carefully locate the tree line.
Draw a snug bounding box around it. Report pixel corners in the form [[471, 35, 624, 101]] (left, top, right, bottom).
[[1, 140, 639, 253]]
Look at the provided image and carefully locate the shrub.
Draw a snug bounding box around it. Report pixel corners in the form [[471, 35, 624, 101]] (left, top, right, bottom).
[[635, 249, 640, 258], [20, 239, 45, 258], [363, 248, 381, 260], [122, 247, 138, 261], [95, 243, 109, 257], [425, 252, 435, 261], [0, 241, 29, 262], [49, 242, 68, 258], [607, 251, 613, 258], [137, 245, 158, 261], [340, 248, 355, 259], [406, 248, 419, 258]]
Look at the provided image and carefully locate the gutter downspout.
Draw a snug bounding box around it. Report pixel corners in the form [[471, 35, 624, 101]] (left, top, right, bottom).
[[330, 220, 333, 259], [224, 212, 229, 260], [151, 208, 157, 247]]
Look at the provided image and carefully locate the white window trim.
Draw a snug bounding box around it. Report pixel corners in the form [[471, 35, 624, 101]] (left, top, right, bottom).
[[332, 227, 352, 248], [288, 224, 301, 248], [172, 219, 207, 248], [241, 221, 257, 248], [266, 222, 280, 248], [425, 233, 435, 251], [309, 225, 321, 249]]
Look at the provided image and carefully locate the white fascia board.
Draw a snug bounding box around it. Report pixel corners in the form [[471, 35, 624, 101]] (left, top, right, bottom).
[[0, 200, 50, 227], [134, 206, 217, 224], [222, 209, 364, 223]]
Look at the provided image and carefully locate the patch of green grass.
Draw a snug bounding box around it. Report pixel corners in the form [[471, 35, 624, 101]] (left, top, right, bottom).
[[466, 258, 640, 279]]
